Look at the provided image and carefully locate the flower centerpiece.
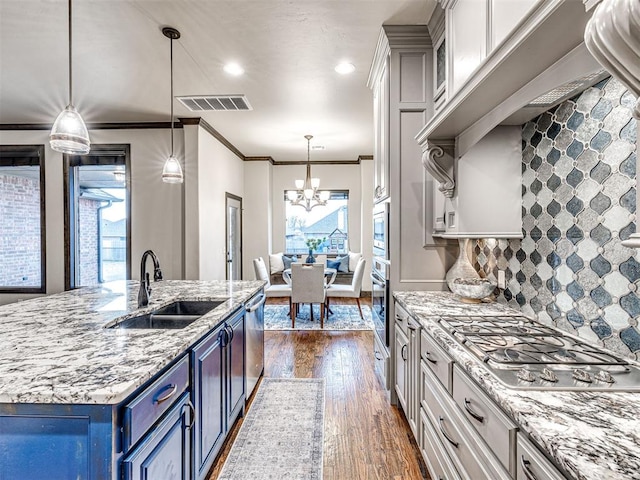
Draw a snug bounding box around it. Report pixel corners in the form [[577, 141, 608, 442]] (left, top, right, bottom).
[[304, 237, 326, 263]]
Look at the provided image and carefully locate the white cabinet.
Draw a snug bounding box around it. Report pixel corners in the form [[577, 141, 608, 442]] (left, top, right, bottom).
[[425, 125, 523, 239], [394, 302, 421, 438], [372, 58, 390, 202], [517, 433, 567, 480]]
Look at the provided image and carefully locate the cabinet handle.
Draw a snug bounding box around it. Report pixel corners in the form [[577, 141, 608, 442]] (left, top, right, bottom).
[[401, 344, 408, 361], [438, 416, 458, 448], [374, 351, 383, 361], [227, 325, 235, 343], [464, 398, 485, 423], [407, 324, 416, 331], [182, 400, 195, 429], [520, 455, 538, 480], [425, 352, 437, 364], [219, 328, 228, 347], [154, 384, 177, 404]]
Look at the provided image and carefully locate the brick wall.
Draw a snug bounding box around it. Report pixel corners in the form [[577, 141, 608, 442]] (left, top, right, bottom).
[[78, 197, 100, 286], [0, 173, 42, 287]]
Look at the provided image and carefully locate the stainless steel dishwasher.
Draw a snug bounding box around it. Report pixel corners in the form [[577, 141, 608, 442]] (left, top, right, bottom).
[[245, 291, 266, 397]]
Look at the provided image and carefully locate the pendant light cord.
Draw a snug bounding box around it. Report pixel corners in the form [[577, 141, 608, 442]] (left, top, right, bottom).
[[170, 34, 174, 156], [68, 0, 73, 104]]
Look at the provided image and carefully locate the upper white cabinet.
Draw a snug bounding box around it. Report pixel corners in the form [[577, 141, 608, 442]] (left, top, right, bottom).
[[450, 0, 488, 92], [372, 56, 390, 202], [432, 126, 523, 239]]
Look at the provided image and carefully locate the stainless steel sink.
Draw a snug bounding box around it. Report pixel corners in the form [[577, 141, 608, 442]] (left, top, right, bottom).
[[109, 300, 226, 329]]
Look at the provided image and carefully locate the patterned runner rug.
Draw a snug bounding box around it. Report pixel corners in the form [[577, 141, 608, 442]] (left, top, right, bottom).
[[264, 304, 374, 330], [217, 378, 325, 480]]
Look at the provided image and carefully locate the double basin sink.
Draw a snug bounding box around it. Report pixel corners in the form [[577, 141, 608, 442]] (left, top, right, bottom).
[[109, 300, 225, 330]]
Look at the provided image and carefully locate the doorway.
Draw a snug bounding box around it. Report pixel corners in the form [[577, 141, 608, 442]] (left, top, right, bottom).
[[225, 193, 242, 280], [64, 145, 131, 289]]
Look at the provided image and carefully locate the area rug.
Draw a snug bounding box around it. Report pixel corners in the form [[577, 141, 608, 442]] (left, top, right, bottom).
[[264, 304, 374, 331], [217, 378, 325, 480]]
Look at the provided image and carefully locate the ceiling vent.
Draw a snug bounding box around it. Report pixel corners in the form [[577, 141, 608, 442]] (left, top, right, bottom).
[[177, 95, 252, 112]]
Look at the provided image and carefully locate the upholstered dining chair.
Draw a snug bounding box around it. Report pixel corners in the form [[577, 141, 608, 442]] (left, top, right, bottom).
[[290, 263, 326, 328], [253, 257, 292, 306], [326, 257, 366, 318]]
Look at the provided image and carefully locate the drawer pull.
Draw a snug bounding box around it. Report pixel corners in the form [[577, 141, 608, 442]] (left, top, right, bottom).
[[520, 455, 538, 480], [464, 398, 485, 423], [374, 351, 383, 361], [407, 324, 417, 331], [401, 344, 408, 361], [425, 352, 437, 364], [153, 384, 177, 404], [438, 416, 458, 448]]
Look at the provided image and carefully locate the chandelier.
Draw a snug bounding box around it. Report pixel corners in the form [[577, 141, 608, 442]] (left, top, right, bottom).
[[287, 135, 330, 212]]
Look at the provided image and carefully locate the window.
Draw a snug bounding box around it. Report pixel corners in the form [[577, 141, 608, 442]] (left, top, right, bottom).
[[284, 191, 349, 255], [65, 145, 131, 289], [0, 145, 46, 293]]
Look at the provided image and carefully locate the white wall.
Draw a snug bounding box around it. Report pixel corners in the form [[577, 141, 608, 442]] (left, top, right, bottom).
[[243, 161, 272, 281], [183, 125, 244, 280], [0, 127, 184, 306]]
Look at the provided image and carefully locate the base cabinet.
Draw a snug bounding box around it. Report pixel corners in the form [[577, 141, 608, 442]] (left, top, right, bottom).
[[122, 392, 193, 480], [517, 433, 567, 480], [394, 303, 421, 437], [192, 307, 246, 480]]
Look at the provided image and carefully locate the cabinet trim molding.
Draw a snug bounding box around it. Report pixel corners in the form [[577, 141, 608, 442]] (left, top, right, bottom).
[[422, 140, 455, 198]]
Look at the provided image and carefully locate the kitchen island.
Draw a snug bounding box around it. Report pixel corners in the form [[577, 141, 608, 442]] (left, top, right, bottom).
[[394, 291, 640, 480], [0, 279, 265, 480]]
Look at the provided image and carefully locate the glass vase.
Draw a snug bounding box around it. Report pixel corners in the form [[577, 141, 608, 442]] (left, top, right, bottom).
[[305, 249, 316, 263]]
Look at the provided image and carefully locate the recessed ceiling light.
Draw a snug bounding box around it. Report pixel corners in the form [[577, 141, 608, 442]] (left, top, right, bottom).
[[335, 62, 355, 75], [224, 63, 244, 76]]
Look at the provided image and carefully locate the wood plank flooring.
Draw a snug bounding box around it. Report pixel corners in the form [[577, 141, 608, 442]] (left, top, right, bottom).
[[207, 298, 428, 480]]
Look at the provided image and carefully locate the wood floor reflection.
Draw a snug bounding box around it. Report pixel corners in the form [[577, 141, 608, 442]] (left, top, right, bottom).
[[207, 298, 428, 480]]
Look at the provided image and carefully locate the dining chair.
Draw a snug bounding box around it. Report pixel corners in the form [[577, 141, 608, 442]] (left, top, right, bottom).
[[290, 263, 326, 328], [253, 257, 292, 307], [326, 258, 366, 319]]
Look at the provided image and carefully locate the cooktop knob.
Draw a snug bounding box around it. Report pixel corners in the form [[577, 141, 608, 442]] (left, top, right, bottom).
[[572, 368, 592, 383], [517, 368, 536, 382], [595, 370, 615, 384], [539, 368, 558, 383]]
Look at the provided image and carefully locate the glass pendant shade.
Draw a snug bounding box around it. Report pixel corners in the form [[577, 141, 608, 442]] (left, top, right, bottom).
[[50, 105, 90, 154], [287, 190, 298, 201], [319, 190, 330, 201], [295, 179, 304, 189], [311, 177, 320, 188], [162, 155, 184, 184]]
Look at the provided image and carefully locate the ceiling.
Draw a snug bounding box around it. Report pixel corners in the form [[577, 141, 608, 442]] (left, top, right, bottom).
[[0, 0, 434, 162]]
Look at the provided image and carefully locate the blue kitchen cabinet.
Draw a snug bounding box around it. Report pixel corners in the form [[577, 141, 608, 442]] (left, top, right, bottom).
[[192, 322, 226, 479], [192, 307, 246, 480], [122, 392, 193, 480]]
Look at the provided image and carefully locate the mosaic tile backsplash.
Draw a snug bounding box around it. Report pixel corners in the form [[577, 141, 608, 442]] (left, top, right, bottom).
[[473, 77, 640, 359]]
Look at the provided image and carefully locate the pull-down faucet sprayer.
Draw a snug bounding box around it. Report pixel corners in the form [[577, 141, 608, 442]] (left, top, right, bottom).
[[138, 250, 163, 308]]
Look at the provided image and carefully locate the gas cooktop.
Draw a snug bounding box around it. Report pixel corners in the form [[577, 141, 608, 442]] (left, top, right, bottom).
[[437, 315, 640, 391]]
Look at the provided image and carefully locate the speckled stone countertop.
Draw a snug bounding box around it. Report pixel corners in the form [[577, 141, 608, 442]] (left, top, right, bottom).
[[0, 280, 264, 405], [394, 291, 640, 480]]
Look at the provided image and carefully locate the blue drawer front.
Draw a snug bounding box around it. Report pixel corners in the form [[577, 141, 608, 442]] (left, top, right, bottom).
[[123, 354, 190, 451]]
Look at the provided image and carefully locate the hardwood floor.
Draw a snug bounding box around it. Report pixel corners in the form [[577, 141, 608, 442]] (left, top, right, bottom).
[[207, 298, 428, 480]]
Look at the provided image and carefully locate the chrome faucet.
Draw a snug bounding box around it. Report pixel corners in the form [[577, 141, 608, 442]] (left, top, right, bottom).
[[138, 250, 163, 308]]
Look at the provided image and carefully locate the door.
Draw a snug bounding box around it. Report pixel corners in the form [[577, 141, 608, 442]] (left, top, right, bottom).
[[64, 145, 131, 289], [225, 193, 243, 280], [395, 324, 409, 412], [192, 324, 226, 480]]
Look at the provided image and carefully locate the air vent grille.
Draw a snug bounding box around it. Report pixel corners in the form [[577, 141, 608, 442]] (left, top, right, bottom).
[[527, 71, 608, 107], [177, 95, 252, 111]]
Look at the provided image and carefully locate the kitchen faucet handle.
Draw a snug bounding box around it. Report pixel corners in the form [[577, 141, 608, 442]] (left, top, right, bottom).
[[154, 267, 163, 282]]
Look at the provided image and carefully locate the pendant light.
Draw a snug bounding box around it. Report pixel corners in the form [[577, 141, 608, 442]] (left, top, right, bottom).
[[287, 135, 330, 211], [161, 27, 184, 184], [50, 0, 90, 155]]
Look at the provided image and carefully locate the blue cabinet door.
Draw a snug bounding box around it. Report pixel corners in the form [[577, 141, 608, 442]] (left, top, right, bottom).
[[226, 310, 246, 425], [192, 323, 226, 480], [122, 392, 192, 480]]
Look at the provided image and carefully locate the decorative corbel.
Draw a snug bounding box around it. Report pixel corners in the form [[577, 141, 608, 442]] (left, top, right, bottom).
[[422, 140, 456, 198], [585, 0, 640, 248]]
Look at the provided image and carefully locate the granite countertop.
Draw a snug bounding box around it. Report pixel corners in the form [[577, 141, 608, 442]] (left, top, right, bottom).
[[394, 291, 640, 480], [0, 280, 265, 405]]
